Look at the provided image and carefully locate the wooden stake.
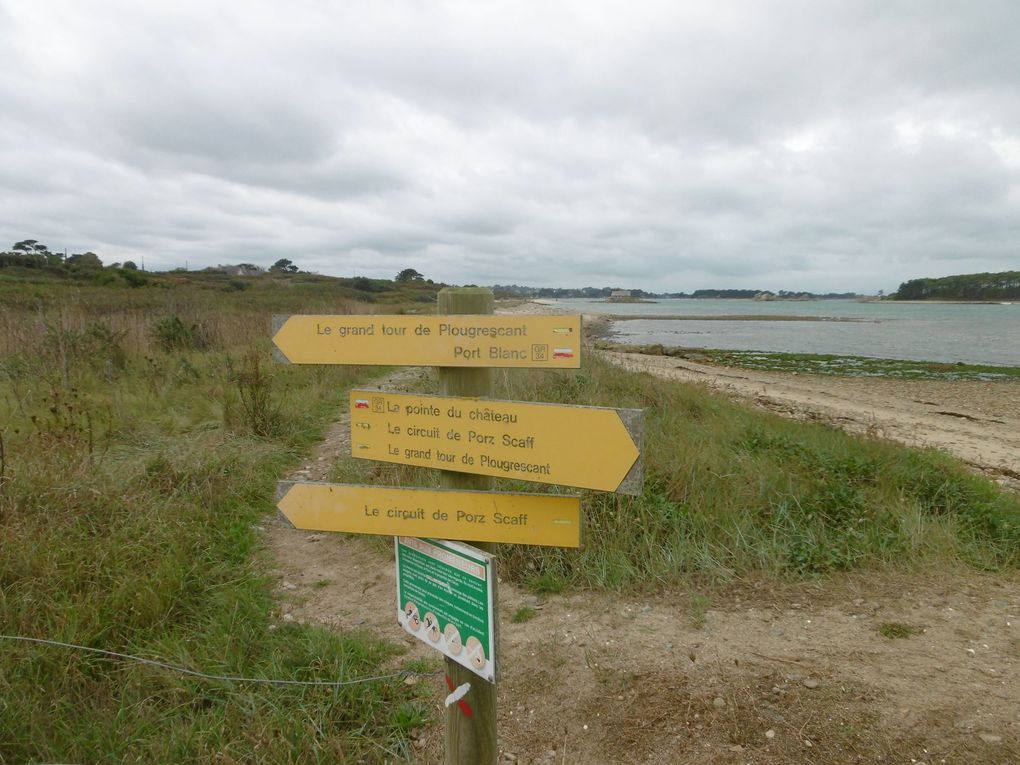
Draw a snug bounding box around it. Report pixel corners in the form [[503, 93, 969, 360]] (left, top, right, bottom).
[[438, 287, 498, 765]]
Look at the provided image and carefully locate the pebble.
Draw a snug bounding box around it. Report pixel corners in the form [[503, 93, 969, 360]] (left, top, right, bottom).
[[713, 696, 726, 708], [802, 677, 819, 689], [978, 733, 1002, 744], [765, 729, 776, 740], [305, 533, 326, 542], [522, 595, 540, 608]]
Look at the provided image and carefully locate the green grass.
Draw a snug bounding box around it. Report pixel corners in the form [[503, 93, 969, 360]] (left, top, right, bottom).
[[0, 279, 432, 763], [878, 622, 922, 639], [488, 355, 1020, 588], [511, 607, 537, 624], [526, 570, 569, 595], [686, 591, 711, 629]]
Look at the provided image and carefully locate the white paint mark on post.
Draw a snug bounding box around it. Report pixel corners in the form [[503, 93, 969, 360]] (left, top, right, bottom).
[[445, 682, 471, 708]]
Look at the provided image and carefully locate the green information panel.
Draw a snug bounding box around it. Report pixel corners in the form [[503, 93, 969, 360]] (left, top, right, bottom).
[[395, 536, 496, 683]]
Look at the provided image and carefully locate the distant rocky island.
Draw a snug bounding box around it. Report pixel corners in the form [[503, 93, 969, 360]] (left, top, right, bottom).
[[603, 290, 656, 303], [751, 291, 815, 301]]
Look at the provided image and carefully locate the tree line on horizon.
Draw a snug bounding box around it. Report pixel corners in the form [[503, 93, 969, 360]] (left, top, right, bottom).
[[891, 271, 1020, 301], [0, 241, 306, 278], [491, 284, 860, 300], [0, 240, 435, 285], [25, 238, 1013, 301], [0, 240, 446, 305]]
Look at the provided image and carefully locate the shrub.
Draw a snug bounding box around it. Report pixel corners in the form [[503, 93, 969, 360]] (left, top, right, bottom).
[[224, 350, 282, 437], [150, 315, 206, 352]]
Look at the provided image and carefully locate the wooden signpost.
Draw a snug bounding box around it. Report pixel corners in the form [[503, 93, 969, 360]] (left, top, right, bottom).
[[435, 288, 498, 765], [272, 289, 643, 765]]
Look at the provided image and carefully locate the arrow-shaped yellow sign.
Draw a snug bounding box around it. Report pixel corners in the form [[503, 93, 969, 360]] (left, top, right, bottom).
[[349, 391, 643, 494], [272, 314, 581, 368], [277, 482, 582, 547]]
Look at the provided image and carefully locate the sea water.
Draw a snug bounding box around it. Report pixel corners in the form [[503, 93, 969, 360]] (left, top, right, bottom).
[[545, 299, 1020, 367]]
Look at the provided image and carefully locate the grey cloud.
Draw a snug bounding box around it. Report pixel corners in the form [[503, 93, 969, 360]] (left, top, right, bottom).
[[2, 1, 1019, 293]]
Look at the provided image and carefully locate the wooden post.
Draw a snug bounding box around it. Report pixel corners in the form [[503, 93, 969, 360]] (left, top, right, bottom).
[[437, 287, 498, 765]]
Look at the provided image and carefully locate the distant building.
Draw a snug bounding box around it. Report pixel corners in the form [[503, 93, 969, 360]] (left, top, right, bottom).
[[219, 263, 263, 276], [608, 290, 633, 302]]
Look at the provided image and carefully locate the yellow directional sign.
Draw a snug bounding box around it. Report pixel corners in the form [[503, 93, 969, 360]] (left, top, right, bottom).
[[272, 314, 582, 368], [277, 482, 582, 547], [349, 391, 643, 494]]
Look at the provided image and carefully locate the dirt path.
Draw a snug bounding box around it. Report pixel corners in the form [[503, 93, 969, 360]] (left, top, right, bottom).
[[265, 305, 1020, 763], [270, 529, 1020, 763]]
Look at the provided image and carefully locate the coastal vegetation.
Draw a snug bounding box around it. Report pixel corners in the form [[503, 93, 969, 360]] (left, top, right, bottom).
[[604, 344, 1020, 381], [0, 239, 443, 305], [1, 270, 1017, 760], [0, 275, 431, 763], [497, 357, 1019, 586], [892, 270, 1020, 301]]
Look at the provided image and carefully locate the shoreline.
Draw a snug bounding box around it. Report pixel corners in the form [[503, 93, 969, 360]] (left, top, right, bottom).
[[600, 350, 1020, 488], [596, 313, 873, 322], [527, 297, 1018, 306], [502, 299, 1020, 489]]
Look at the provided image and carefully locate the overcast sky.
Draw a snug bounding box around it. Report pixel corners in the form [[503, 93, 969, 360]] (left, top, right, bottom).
[[2, 1, 1018, 293]]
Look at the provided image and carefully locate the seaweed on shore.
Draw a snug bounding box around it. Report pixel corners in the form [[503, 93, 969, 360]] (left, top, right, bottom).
[[598, 342, 1020, 382]]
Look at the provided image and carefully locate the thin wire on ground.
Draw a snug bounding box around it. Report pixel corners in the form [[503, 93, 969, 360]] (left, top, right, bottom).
[[1, 634, 440, 687]]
